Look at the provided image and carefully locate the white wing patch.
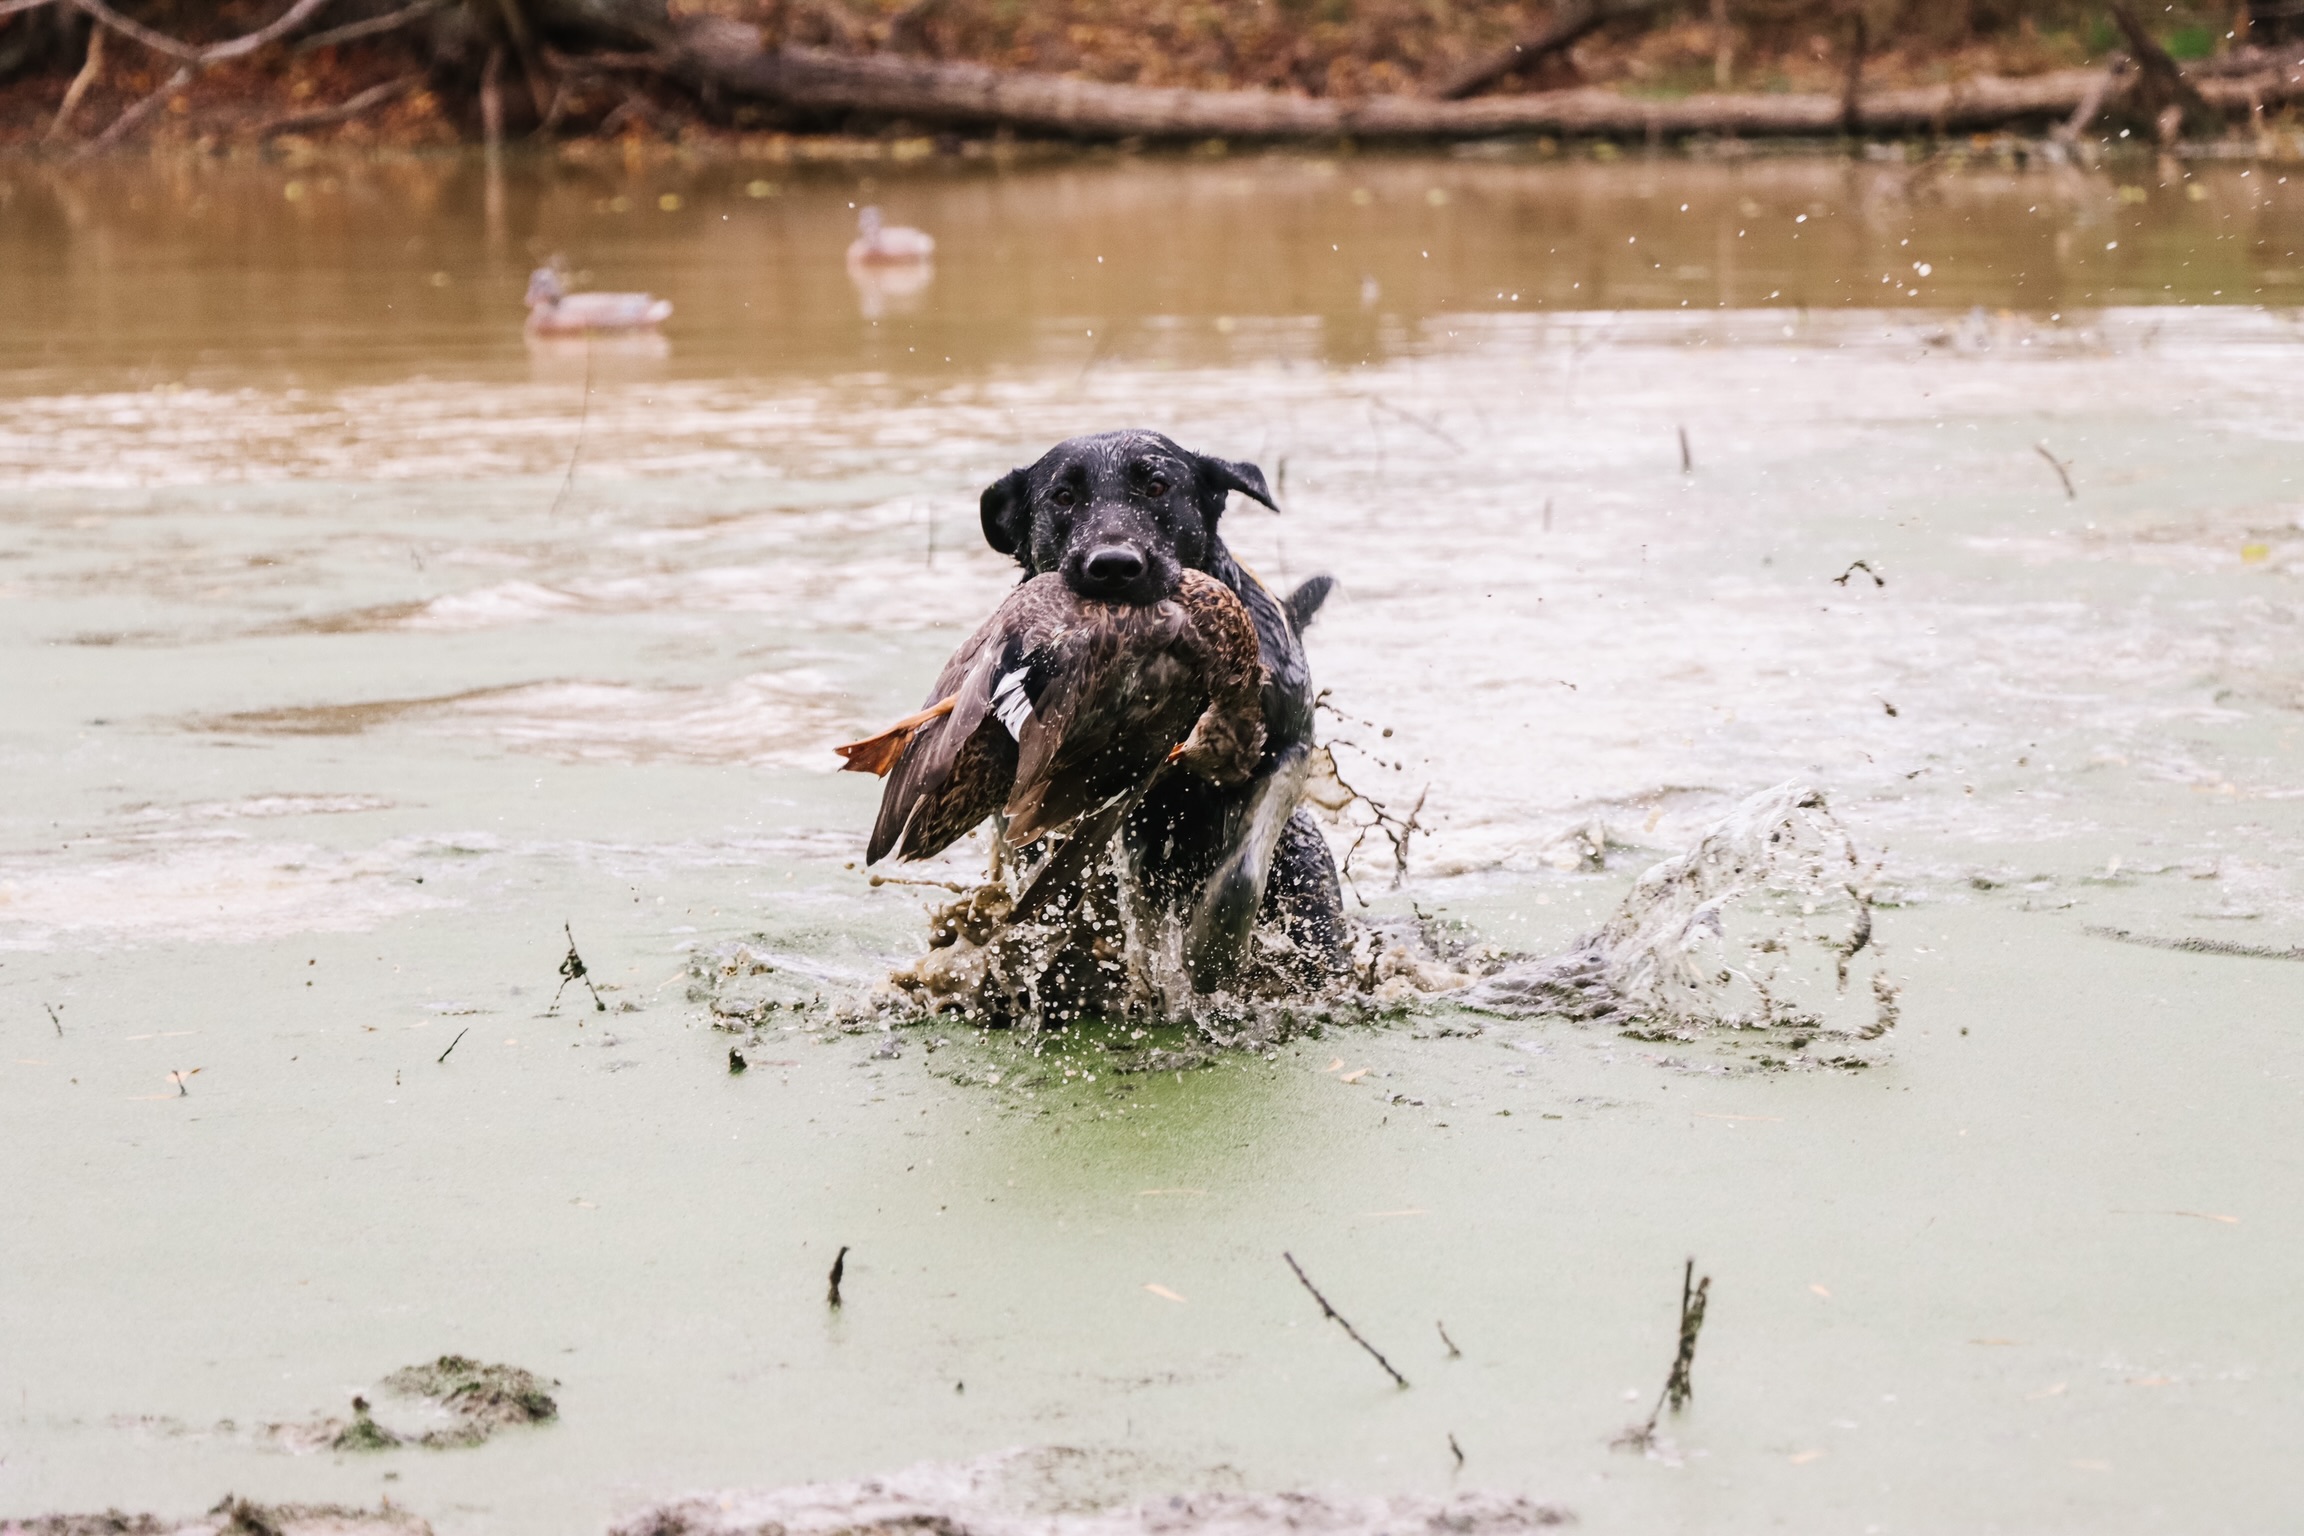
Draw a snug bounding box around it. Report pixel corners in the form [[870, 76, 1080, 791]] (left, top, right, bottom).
[[991, 668, 1034, 739]]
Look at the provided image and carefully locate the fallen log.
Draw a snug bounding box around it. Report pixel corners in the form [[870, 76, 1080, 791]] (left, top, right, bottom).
[[664, 34, 2304, 142], [520, 0, 2304, 143]]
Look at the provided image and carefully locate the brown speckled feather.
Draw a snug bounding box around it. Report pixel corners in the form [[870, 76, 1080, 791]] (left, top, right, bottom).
[[843, 570, 1266, 864]]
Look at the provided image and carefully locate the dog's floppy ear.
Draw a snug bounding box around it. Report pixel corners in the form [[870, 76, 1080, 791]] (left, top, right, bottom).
[[1194, 454, 1279, 515], [979, 466, 1031, 557]]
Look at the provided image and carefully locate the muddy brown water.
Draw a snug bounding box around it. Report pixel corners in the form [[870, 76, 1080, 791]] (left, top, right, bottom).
[[2, 149, 2302, 1533]]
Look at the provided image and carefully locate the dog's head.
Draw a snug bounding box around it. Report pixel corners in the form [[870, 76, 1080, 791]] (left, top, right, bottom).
[[978, 430, 1277, 605]]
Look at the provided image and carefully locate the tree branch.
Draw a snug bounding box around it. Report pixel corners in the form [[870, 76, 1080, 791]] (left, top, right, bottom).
[[66, 0, 341, 156], [71, 61, 191, 156], [295, 0, 446, 53], [254, 71, 421, 135], [1428, 0, 1664, 102], [70, 0, 337, 64]]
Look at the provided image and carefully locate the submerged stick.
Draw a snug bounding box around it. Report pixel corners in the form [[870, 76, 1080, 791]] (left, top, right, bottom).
[[1283, 1252, 1408, 1389], [827, 1245, 849, 1308], [2087, 925, 2304, 962]]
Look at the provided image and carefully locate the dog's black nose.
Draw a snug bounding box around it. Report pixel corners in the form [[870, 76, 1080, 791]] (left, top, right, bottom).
[[1082, 545, 1146, 587]]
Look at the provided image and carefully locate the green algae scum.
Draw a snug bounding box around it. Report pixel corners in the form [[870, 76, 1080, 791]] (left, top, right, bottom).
[[3, 150, 2304, 1534]]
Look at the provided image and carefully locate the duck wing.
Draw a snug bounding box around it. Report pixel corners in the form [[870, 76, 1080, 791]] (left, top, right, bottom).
[[1167, 568, 1268, 785], [856, 576, 1077, 863]]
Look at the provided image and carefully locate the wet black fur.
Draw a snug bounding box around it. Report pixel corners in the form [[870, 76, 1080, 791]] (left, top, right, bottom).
[[980, 430, 1346, 975]]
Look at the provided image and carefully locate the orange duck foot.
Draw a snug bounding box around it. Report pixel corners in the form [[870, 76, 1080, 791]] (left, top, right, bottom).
[[834, 696, 956, 777]]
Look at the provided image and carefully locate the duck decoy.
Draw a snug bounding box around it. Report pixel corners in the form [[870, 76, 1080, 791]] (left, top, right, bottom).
[[845, 206, 936, 267], [836, 569, 1266, 868], [523, 267, 672, 336]]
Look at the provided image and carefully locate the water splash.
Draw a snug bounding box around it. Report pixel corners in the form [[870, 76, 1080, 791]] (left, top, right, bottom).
[[1459, 782, 1898, 1049]]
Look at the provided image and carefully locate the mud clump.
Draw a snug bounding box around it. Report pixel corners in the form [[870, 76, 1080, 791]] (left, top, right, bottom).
[[0, 1496, 431, 1536], [375, 1356, 557, 1447], [327, 1397, 402, 1453]]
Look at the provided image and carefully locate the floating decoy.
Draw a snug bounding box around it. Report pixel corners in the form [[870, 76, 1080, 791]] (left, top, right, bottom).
[[845, 206, 936, 267], [523, 267, 672, 335], [836, 569, 1265, 866]]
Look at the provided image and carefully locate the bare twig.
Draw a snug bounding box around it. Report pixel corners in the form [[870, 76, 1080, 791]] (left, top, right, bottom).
[[1831, 559, 1884, 587], [1660, 1259, 1709, 1413], [169, 1067, 202, 1097], [70, 0, 337, 64], [551, 921, 607, 1015], [1618, 1258, 1711, 1449], [44, 21, 103, 143], [827, 1245, 849, 1307], [436, 1026, 469, 1064], [45, 1004, 62, 1038], [74, 63, 191, 155], [1363, 395, 1465, 452], [1677, 424, 1692, 473], [1437, 1319, 1461, 1357], [1283, 1251, 1409, 1389], [2034, 442, 2075, 500], [545, 333, 594, 519], [1448, 1432, 1465, 1468], [295, 0, 446, 53], [253, 72, 420, 136]]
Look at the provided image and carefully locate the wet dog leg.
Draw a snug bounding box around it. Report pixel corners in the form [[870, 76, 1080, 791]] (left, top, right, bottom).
[[1183, 743, 1310, 991]]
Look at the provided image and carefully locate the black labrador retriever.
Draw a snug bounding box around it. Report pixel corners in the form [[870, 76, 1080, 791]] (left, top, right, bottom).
[[977, 429, 1346, 991]]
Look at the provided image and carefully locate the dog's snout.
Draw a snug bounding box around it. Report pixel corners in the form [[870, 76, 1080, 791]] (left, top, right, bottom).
[[1082, 545, 1145, 587]]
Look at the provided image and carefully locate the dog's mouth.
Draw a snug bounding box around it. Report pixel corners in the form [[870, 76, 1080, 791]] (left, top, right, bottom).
[[1063, 543, 1174, 605]]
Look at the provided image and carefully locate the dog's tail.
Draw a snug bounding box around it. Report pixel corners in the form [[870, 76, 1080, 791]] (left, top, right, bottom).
[[1283, 575, 1337, 634]]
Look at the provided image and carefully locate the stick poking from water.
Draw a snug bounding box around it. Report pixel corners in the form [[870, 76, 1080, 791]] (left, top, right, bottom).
[[2034, 441, 2076, 500], [436, 1027, 469, 1064], [827, 1245, 849, 1309], [1448, 1431, 1465, 1469], [551, 922, 607, 1015], [1283, 1251, 1408, 1388], [1437, 1319, 1461, 1357], [45, 1003, 62, 1038], [546, 335, 595, 520], [1617, 1257, 1710, 1450], [1677, 425, 1693, 473]]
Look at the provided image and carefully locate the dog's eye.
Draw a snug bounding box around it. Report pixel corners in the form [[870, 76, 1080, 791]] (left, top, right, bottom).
[[1144, 476, 1169, 497], [1051, 487, 1075, 509]]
